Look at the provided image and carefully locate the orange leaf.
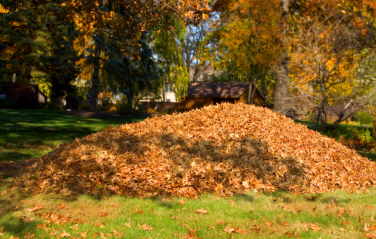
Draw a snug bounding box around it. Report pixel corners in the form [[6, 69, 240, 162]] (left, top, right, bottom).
[[99, 212, 108, 217], [193, 208, 208, 214]]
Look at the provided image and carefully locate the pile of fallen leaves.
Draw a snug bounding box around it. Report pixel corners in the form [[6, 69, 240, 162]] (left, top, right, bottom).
[[13, 103, 376, 197]]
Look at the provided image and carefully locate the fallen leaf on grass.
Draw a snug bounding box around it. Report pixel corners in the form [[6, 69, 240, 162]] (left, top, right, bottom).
[[124, 220, 131, 228], [180, 200, 186, 205], [36, 223, 48, 229], [339, 228, 346, 232], [135, 208, 144, 214], [286, 231, 299, 237], [21, 216, 35, 222], [27, 204, 43, 212], [278, 219, 289, 226], [310, 224, 321, 231], [293, 205, 302, 214], [59, 230, 70, 237], [95, 222, 105, 228], [111, 203, 120, 208], [193, 208, 208, 214], [69, 224, 78, 230], [57, 204, 65, 210], [207, 225, 216, 229], [80, 230, 88, 238], [304, 194, 317, 201], [338, 210, 347, 217], [183, 227, 197, 238], [217, 220, 228, 225], [343, 220, 351, 226], [229, 200, 236, 206], [363, 223, 376, 232], [224, 226, 245, 234], [366, 205, 374, 210], [99, 212, 108, 217], [138, 222, 155, 231], [265, 222, 273, 227], [171, 216, 179, 220], [366, 233, 376, 238]]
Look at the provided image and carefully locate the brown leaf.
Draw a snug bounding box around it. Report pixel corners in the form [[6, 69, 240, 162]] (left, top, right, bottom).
[[286, 231, 299, 237], [27, 204, 43, 212], [224, 226, 245, 234], [338, 210, 347, 217], [343, 220, 351, 226], [207, 225, 216, 229], [217, 220, 227, 225], [138, 222, 155, 231], [80, 230, 88, 238], [183, 227, 197, 238], [366, 205, 374, 210], [366, 233, 376, 238], [59, 230, 70, 238], [99, 212, 108, 217], [265, 222, 274, 227], [180, 200, 186, 205], [69, 224, 79, 230], [310, 223, 321, 231], [135, 208, 144, 214], [193, 208, 208, 214]]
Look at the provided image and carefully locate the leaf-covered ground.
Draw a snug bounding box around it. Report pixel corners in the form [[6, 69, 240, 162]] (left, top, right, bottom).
[[13, 103, 376, 197], [1, 182, 376, 239]]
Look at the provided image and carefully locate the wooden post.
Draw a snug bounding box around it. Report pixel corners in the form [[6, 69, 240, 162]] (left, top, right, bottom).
[[248, 82, 252, 104], [12, 73, 16, 83]]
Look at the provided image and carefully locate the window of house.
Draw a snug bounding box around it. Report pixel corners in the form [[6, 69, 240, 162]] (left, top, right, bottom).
[[164, 83, 173, 92]]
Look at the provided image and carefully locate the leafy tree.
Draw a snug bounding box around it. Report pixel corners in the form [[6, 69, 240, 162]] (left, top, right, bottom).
[[69, 0, 210, 111], [287, 1, 376, 131], [0, 0, 45, 83], [0, 1, 81, 108]]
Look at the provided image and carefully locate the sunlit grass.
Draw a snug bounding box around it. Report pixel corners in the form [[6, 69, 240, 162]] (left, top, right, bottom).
[[1, 177, 376, 238]]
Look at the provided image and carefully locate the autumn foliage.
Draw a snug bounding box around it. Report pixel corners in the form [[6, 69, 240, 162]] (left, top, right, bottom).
[[14, 103, 376, 197]]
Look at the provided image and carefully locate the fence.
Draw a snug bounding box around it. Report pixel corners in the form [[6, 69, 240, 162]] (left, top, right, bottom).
[[0, 82, 47, 108]]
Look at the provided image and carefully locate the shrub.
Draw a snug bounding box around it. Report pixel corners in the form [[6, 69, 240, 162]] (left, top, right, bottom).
[[116, 101, 134, 113], [78, 101, 89, 110], [103, 103, 117, 112], [353, 111, 373, 126], [0, 96, 17, 109]]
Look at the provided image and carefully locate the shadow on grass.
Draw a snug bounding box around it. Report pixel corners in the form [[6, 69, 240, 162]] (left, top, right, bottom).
[[0, 152, 33, 162], [320, 197, 351, 205], [358, 151, 376, 162], [0, 216, 40, 237]]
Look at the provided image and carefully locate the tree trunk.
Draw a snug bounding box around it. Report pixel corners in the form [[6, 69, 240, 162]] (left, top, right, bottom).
[[51, 96, 62, 109], [273, 0, 290, 115], [89, 40, 102, 112]]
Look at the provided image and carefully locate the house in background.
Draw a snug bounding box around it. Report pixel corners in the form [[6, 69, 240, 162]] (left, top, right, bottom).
[[179, 82, 264, 111]]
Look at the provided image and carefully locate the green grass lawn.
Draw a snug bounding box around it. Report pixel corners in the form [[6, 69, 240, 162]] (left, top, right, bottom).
[[0, 109, 146, 162], [1, 110, 376, 238]]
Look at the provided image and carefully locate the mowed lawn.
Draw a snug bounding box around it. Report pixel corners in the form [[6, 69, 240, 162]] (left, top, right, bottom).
[[0, 109, 146, 162], [1, 109, 376, 238]]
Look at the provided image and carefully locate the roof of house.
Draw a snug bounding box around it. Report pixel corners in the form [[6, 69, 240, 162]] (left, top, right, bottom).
[[185, 82, 261, 99]]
